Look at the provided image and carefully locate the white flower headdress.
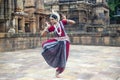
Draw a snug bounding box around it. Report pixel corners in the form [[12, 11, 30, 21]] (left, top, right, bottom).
[[50, 10, 60, 21]]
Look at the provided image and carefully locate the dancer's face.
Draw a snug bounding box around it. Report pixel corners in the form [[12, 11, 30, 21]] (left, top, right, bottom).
[[49, 17, 57, 25]]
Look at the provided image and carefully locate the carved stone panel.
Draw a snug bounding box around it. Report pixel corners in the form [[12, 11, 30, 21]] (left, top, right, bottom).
[[36, 0, 44, 10], [16, 0, 24, 12], [24, 0, 35, 7]]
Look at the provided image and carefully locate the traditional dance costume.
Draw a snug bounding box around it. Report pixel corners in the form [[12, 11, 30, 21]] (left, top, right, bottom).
[[42, 19, 70, 74]]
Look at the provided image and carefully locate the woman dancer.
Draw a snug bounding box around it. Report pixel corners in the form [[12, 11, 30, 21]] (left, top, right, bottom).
[[41, 11, 75, 78]]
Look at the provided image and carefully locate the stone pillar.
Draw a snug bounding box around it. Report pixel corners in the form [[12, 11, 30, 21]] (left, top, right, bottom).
[[8, 0, 12, 19], [79, 10, 81, 24], [35, 15, 39, 32], [42, 17, 46, 30], [29, 18, 36, 33], [0, 0, 4, 19], [21, 17, 25, 33], [79, 11, 83, 23], [15, 17, 18, 33], [11, 0, 15, 12], [39, 16, 43, 31], [0, 0, 5, 32], [18, 17, 25, 33]]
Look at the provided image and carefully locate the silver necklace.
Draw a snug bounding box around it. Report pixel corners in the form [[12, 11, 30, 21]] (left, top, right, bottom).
[[55, 22, 62, 36]]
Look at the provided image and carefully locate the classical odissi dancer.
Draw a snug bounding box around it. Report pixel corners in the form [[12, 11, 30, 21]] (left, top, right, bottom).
[[41, 11, 75, 78]]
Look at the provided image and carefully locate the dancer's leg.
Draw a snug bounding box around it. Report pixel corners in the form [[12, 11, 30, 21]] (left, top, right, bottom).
[[55, 41, 70, 78]]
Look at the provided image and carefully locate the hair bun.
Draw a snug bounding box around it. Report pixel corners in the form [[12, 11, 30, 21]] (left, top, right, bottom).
[[51, 10, 60, 21]]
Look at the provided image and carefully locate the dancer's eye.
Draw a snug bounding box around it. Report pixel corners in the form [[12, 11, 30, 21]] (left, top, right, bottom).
[[50, 19, 54, 20]]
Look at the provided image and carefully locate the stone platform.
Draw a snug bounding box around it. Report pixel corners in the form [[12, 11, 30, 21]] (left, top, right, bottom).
[[0, 45, 120, 80]]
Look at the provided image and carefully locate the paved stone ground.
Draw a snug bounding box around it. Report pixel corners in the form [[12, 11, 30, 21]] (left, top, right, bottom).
[[0, 45, 120, 80]]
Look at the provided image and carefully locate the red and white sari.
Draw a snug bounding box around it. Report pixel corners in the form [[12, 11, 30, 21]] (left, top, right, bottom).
[[42, 20, 70, 74]]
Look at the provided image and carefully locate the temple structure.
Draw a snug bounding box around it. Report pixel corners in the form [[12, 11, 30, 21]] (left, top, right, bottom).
[[0, 0, 47, 33], [0, 0, 119, 52], [46, 0, 110, 25]]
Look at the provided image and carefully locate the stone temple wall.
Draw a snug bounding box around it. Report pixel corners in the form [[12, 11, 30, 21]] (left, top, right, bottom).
[[0, 32, 120, 52], [69, 33, 120, 46]]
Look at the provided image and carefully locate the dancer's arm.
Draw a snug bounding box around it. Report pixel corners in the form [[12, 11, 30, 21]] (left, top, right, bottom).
[[41, 22, 50, 37], [67, 19, 76, 25], [62, 15, 75, 25], [41, 27, 48, 37]]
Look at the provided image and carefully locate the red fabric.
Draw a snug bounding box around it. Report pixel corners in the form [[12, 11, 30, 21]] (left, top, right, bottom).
[[66, 41, 70, 60], [62, 19, 67, 25], [42, 39, 57, 47], [48, 20, 67, 37], [48, 26, 55, 32]]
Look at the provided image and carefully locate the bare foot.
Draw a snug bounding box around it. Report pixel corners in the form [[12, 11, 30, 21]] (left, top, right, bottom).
[[56, 75, 61, 78], [55, 71, 61, 78]]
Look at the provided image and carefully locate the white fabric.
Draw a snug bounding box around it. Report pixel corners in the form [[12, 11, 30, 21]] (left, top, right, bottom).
[[52, 10, 60, 21]]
